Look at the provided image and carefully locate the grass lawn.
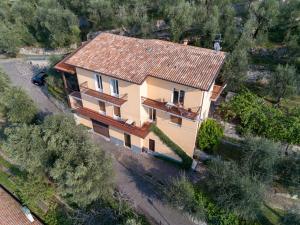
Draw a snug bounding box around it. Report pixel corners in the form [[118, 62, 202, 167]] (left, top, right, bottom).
[[211, 139, 243, 161]]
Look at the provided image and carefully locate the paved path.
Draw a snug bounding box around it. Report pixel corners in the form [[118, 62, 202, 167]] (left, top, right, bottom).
[[0, 58, 60, 115], [0, 58, 199, 225], [91, 133, 199, 225]]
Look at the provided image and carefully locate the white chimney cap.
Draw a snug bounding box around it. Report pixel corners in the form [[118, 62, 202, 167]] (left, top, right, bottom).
[[21, 206, 35, 223]]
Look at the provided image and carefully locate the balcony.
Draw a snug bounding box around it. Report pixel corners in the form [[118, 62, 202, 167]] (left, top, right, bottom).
[[142, 97, 201, 121], [75, 106, 151, 138], [211, 84, 227, 102], [80, 81, 128, 106], [68, 92, 151, 138]]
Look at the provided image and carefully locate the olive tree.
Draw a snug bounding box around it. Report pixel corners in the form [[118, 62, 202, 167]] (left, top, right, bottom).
[[268, 64, 298, 105], [206, 158, 265, 220], [5, 114, 114, 207]]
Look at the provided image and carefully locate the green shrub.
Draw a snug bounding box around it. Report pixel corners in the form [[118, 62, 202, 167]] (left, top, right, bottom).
[[221, 89, 300, 145], [150, 124, 193, 169], [197, 119, 223, 151], [1, 87, 38, 124]]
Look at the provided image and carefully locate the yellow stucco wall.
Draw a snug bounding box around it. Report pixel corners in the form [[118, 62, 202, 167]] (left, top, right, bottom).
[[200, 82, 214, 119], [145, 77, 203, 111], [144, 132, 182, 161], [153, 109, 200, 158], [75, 114, 92, 128], [76, 68, 144, 126], [75, 67, 214, 159]]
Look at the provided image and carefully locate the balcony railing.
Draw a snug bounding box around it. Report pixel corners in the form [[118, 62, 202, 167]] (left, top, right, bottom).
[[68, 92, 151, 137], [80, 81, 128, 106], [141, 97, 201, 121]]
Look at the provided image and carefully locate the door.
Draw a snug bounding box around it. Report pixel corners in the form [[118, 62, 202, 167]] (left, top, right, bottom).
[[92, 119, 109, 137], [149, 139, 155, 151], [124, 133, 131, 148]]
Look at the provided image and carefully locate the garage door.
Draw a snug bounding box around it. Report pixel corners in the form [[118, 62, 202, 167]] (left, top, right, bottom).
[[91, 119, 110, 138]]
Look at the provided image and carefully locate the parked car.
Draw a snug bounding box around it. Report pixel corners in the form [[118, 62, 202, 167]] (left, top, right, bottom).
[[31, 70, 47, 86]]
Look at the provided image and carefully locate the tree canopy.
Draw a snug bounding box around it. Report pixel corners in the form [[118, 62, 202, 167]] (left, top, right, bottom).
[[4, 114, 114, 207]]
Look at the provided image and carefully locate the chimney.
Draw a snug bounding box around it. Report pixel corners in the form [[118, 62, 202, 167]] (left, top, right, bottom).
[[183, 39, 189, 46], [22, 206, 35, 223]]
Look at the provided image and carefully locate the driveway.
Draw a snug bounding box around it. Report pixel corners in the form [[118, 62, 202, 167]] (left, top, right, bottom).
[[91, 133, 200, 225], [0, 58, 60, 115], [0, 58, 200, 225]]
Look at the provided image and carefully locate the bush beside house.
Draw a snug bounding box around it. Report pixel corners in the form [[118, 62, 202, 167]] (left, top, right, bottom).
[[197, 119, 224, 152]]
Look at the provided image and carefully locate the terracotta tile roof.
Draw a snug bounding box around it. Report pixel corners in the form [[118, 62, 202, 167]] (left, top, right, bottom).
[[0, 186, 44, 225], [54, 60, 76, 74], [54, 41, 92, 75], [75, 107, 151, 138], [64, 33, 226, 91], [142, 97, 200, 121], [211, 84, 226, 101]]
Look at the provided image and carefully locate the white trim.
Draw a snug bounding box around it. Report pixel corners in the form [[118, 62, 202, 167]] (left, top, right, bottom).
[[99, 110, 106, 116], [94, 74, 103, 92], [110, 79, 119, 97]]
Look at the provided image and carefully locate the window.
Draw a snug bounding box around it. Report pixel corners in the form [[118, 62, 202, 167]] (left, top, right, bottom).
[[170, 115, 182, 126], [172, 89, 185, 105], [99, 101, 106, 114], [114, 106, 121, 118], [110, 79, 119, 96], [149, 139, 155, 151], [149, 108, 156, 121], [124, 133, 131, 148], [95, 74, 103, 91]]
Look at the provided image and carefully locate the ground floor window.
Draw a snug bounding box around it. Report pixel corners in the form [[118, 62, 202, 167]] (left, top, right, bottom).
[[124, 133, 131, 148], [170, 115, 182, 126], [149, 139, 155, 151]]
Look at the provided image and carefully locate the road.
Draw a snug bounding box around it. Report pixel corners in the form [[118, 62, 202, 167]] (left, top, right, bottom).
[[0, 58, 199, 225], [0, 58, 60, 115]]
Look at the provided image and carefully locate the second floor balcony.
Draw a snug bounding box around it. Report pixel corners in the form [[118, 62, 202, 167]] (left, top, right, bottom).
[[80, 81, 128, 106], [141, 97, 201, 121], [68, 91, 151, 138]]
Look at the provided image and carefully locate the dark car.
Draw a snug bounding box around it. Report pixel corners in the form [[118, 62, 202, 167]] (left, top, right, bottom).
[[31, 70, 47, 86]]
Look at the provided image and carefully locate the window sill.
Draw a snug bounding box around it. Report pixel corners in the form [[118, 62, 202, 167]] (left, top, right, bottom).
[[113, 115, 122, 120], [99, 110, 106, 116]]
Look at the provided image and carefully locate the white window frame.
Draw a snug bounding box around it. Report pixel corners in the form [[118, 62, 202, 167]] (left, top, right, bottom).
[[148, 108, 156, 122], [110, 79, 119, 97], [94, 74, 103, 92], [113, 106, 121, 120], [98, 100, 106, 115], [172, 88, 185, 105]]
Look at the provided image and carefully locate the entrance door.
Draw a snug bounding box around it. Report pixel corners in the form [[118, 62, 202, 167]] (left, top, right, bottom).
[[91, 119, 109, 137], [149, 139, 155, 151], [124, 133, 131, 148]]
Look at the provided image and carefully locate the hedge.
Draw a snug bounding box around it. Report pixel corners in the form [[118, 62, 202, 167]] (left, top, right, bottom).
[[150, 124, 193, 169]]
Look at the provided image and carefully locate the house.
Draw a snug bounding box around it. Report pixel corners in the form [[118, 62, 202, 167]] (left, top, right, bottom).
[[55, 33, 226, 163], [0, 185, 44, 225]]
